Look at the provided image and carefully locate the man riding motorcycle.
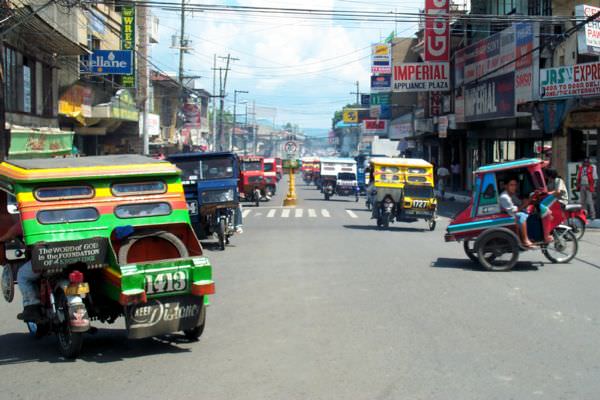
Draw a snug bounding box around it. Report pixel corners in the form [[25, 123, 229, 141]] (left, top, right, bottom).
[[0, 217, 41, 322]]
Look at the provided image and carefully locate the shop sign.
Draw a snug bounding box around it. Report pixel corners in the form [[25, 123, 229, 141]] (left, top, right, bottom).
[[343, 109, 359, 123], [392, 62, 449, 92], [360, 94, 371, 106], [9, 130, 74, 158], [430, 91, 442, 116], [121, 6, 136, 87], [372, 43, 392, 74], [438, 115, 448, 138], [139, 113, 160, 137], [182, 103, 201, 124], [464, 72, 515, 122], [370, 92, 391, 105], [371, 74, 392, 92], [80, 50, 133, 75], [59, 84, 93, 121], [540, 61, 600, 99], [111, 89, 138, 121], [362, 119, 389, 135], [456, 23, 538, 111], [389, 114, 413, 140], [576, 5, 600, 56], [425, 0, 449, 62]]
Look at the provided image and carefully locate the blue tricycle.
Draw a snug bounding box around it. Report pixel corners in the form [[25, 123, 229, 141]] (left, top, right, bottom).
[[169, 152, 241, 250]]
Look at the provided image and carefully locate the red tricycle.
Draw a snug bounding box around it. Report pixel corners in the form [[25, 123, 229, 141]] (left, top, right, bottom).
[[445, 159, 578, 271]]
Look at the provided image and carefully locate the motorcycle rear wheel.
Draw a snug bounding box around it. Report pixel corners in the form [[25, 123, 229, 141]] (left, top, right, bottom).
[[217, 219, 226, 251], [56, 292, 84, 359], [542, 228, 578, 263]]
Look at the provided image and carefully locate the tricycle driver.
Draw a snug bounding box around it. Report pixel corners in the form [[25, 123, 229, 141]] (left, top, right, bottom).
[[0, 216, 41, 322]]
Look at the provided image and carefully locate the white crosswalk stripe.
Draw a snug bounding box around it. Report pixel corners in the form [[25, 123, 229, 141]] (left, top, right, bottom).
[[281, 209, 291, 218], [345, 210, 358, 219], [295, 209, 303, 218], [267, 209, 277, 218], [242, 209, 251, 218], [321, 209, 331, 218], [308, 209, 317, 218]]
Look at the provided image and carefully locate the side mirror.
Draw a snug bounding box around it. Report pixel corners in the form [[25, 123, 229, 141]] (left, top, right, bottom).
[[5, 239, 26, 261]]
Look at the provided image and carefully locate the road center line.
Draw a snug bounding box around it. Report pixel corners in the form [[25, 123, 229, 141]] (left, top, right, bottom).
[[295, 209, 303, 218], [321, 209, 331, 218], [281, 209, 291, 218], [345, 210, 358, 219], [308, 209, 317, 218], [267, 209, 276, 218], [242, 209, 251, 218]]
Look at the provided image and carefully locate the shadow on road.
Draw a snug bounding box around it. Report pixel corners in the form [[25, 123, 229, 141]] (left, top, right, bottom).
[[304, 198, 359, 203], [343, 224, 426, 233], [0, 328, 197, 365], [431, 257, 542, 272]]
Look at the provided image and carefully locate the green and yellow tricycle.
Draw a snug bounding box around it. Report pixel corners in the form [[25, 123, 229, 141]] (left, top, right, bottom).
[[0, 155, 214, 358]]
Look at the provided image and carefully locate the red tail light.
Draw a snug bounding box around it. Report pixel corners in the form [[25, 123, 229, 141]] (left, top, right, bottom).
[[69, 270, 84, 284]]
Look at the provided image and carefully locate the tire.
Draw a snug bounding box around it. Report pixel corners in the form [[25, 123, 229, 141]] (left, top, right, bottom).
[[463, 239, 479, 263], [254, 190, 260, 207], [366, 200, 371, 211], [217, 218, 226, 251], [427, 217, 436, 231], [184, 301, 206, 341], [325, 192, 330, 201], [476, 231, 519, 271], [567, 217, 585, 240], [55, 292, 84, 359], [1, 265, 14, 303], [542, 228, 578, 263], [118, 229, 189, 265], [381, 212, 391, 229]]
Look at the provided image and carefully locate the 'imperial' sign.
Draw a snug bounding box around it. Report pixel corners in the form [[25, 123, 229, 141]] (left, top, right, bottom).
[[393, 63, 449, 92], [540, 61, 600, 99], [80, 50, 133, 75]]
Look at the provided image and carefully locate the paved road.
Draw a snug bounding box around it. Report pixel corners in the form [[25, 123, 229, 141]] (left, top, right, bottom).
[[2, 178, 600, 399]]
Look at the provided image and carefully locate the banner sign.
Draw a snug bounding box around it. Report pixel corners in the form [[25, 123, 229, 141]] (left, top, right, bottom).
[[424, 0, 449, 62], [343, 109, 359, 123], [438, 115, 448, 138], [362, 119, 389, 135], [80, 50, 133, 75], [121, 6, 136, 87], [464, 72, 515, 122], [372, 43, 392, 74], [32, 238, 108, 272], [371, 74, 391, 92], [390, 115, 413, 140], [370, 92, 391, 105], [392, 62, 449, 92], [576, 5, 600, 56], [540, 61, 600, 99], [456, 23, 538, 121], [430, 91, 442, 116]]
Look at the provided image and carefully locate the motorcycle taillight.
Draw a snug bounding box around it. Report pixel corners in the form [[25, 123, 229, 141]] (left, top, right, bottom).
[[69, 270, 84, 284]]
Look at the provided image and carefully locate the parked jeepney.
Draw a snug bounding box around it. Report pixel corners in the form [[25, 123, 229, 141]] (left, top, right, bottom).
[[369, 157, 437, 230], [0, 155, 214, 358], [168, 152, 239, 251], [445, 159, 578, 271], [239, 155, 267, 206], [263, 157, 278, 196], [320, 157, 360, 201]]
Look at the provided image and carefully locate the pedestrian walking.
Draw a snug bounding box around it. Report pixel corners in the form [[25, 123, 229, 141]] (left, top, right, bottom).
[[451, 161, 461, 191], [437, 165, 450, 199], [576, 158, 597, 220]]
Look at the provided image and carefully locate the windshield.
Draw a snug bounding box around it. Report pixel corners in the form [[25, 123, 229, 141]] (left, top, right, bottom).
[[176, 158, 234, 181], [404, 185, 434, 198], [338, 173, 356, 180], [264, 163, 275, 172], [242, 161, 262, 171]]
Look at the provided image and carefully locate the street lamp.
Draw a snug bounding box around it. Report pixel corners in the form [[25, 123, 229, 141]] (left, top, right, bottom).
[[232, 90, 249, 151]]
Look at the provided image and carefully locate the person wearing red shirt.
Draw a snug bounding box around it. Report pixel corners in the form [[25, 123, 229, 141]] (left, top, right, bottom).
[[577, 158, 597, 220]]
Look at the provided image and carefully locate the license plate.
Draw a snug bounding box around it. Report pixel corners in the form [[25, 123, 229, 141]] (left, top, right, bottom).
[[187, 200, 199, 216], [412, 200, 428, 208]]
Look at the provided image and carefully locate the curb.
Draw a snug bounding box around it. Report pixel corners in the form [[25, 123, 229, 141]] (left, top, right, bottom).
[[589, 219, 600, 229]]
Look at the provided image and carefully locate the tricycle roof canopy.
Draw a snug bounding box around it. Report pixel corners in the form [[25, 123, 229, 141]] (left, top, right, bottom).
[[476, 158, 543, 174], [370, 157, 432, 167], [0, 155, 180, 183]]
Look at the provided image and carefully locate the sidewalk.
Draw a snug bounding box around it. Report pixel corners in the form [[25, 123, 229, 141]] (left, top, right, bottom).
[[437, 189, 600, 229]]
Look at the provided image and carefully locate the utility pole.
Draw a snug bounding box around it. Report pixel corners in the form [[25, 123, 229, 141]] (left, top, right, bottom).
[[216, 54, 239, 151], [350, 80, 360, 105], [232, 89, 248, 151], [178, 0, 186, 84], [212, 54, 217, 151], [252, 100, 257, 154], [138, 3, 150, 155], [0, 39, 6, 160]]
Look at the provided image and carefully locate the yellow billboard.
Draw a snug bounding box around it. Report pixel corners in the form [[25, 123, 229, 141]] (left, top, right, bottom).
[[343, 109, 359, 123]]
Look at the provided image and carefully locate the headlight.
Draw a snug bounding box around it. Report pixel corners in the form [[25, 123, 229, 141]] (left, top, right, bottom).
[[201, 189, 235, 203]]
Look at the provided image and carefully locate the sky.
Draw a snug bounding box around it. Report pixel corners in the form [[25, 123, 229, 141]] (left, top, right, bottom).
[[149, 0, 422, 134]]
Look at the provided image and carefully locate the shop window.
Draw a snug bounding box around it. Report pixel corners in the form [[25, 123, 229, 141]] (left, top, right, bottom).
[[3, 46, 18, 112]]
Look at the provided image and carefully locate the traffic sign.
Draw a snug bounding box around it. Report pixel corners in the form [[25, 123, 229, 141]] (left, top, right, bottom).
[[284, 141, 298, 155]]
